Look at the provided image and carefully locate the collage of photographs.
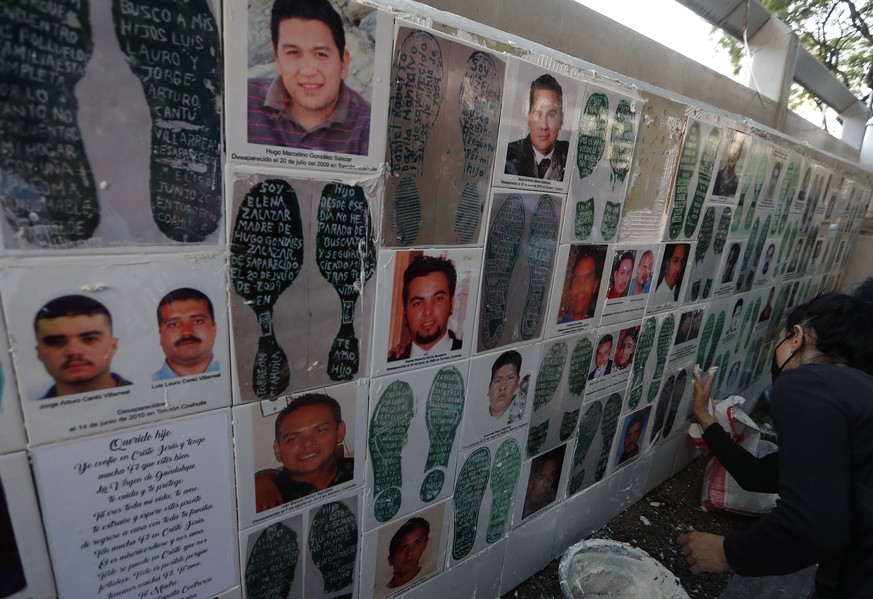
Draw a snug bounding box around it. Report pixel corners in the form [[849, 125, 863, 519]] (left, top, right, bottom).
[[0, 0, 871, 599]]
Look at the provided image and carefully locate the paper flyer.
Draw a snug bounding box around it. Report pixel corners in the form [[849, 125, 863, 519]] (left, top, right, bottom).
[[599, 244, 658, 327], [476, 190, 563, 352], [625, 312, 677, 413], [647, 242, 693, 313], [565, 390, 622, 496], [30, 410, 238, 599], [525, 333, 596, 461], [707, 128, 751, 206], [669, 303, 707, 364], [772, 152, 802, 237], [0, 0, 224, 249], [233, 381, 366, 529], [563, 83, 643, 243], [1, 253, 231, 446], [371, 248, 480, 377], [364, 362, 469, 530], [382, 23, 507, 247], [224, 0, 391, 171], [665, 117, 721, 242], [514, 443, 568, 524], [646, 363, 692, 448], [460, 343, 541, 450], [757, 146, 788, 214], [582, 321, 639, 400], [228, 168, 379, 401], [360, 501, 449, 599], [447, 429, 526, 567], [610, 405, 653, 470], [682, 204, 733, 303], [729, 139, 772, 239], [492, 58, 581, 194]]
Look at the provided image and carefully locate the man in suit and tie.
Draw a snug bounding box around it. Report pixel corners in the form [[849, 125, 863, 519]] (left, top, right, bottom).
[[505, 74, 569, 181], [588, 334, 614, 380]]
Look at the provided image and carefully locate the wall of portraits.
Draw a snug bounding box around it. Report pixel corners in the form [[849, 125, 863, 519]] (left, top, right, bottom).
[[0, 0, 871, 598]]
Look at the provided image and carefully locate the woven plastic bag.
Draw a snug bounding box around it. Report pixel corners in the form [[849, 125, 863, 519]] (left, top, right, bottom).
[[688, 396, 778, 516]]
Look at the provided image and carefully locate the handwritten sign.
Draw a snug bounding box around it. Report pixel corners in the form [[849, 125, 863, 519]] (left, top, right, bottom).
[[316, 183, 376, 381], [369, 380, 414, 522], [114, 0, 222, 242], [695, 207, 715, 264], [31, 412, 236, 599], [595, 393, 622, 481], [520, 196, 558, 339], [533, 342, 567, 411], [600, 201, 621, 241], [628, 317, 656, 409], [576, 93, 609, 179], [574, 197, 595, 240], [526, 421, 549, 457], [669, 122, 700, 239], [246, 523, 300, 599], [309, 501, 358, 593], [388, 30, 444, 245], [230, 179, 303, 398], [421, 366, 465, 501], [481, 195, 525, 348], [648, 314, 675, 404], [0, 1, 100, 246], [560, 409, 580, 441], [456, 51, 502, 242], [568, 337, 593, 397], [452, 447, 491, 560], [568, 401, 602, 494]]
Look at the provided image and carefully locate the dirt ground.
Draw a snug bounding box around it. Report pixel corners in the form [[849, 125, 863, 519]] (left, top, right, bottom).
[[502, 411, 777, 599]]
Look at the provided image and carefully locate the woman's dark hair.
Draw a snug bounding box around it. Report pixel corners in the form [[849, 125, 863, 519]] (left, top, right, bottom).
[[784, 278, 873, 375]]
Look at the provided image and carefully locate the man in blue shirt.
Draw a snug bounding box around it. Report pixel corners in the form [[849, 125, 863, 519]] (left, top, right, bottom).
[[153, 288, 219, 381]]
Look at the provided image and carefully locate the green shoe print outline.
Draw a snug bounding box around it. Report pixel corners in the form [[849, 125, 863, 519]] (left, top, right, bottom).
[[369, 380, 415, 522]]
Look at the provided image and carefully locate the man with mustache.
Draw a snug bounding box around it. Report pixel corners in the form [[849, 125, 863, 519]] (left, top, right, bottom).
[[153, 288, 219, 381], [34, 295, 131, 398]]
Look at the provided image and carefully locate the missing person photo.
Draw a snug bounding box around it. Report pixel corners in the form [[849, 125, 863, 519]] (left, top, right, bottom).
[[556, 245, 607, 324], [652, 243, 690, 306]]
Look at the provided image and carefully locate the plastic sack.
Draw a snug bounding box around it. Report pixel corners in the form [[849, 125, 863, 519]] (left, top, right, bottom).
[[688, 395, 778, 516]]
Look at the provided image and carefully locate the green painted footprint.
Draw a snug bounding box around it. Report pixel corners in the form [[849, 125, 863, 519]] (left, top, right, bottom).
[[481, 195, 525, 349], [684, 127, 721, 238], [526, 421, 549, 457], [600, 201, 621, 241], [661, 369, 688, 438], [486, 438, 522, 543], [735, 299, 757, 353], [735, 219, 758, 292], [245, 523, 299, 599], [560, 409, 581, 441], [669, 122, 701, 239], [690, 207, 715, 300], [388, 30, 444, 245], [649, 374, 676, 443], [609, 99, 636, 186], [568, 337, 593, 397], [456, 51, 502, 243], [696, 314, 715, 367], [595, 394, 623, 481], [647, 313, 675, 404], [574, 197, 595, 240], [705, 311, 726, 370], [309, 502, 358, 594], [568, 401, 603, 494], [369, 380, 415, 522], [421, 366, 466, 501], [628, 317, 656, 409], [577, 93, 609, 180], [529, 342, 568, 455], [521, 195, 558, 339], [452, 447, 491, 560]]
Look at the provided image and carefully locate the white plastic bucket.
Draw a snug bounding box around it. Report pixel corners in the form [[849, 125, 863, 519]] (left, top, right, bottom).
[[558, 539, 690, 599]]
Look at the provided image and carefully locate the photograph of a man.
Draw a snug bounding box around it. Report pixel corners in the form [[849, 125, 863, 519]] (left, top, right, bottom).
[[721, 243, 741, 284], [613, 327, 638, 371], [616, 408, 649, 465], [504, 74, 568, 180], [247, 0, 371, 154], [588, 334, 613, 380], [727, 298, 744, 334], [652, 243, 689, 305], [558, 245, 605, 323], [712, 136, 744, 197], [254, 393, 352, 512], [522, 446, 564, 519], [629, 249, 654, 296], [606, 250, 635, 300], [153, 288, 219, 381], [388, 254, 461, 361], [758, 287, 775, 323], [487, 350, 522, 423], [385, 517, 430, 590], [760, 243, 776, 275], [33, 295, 131, 399]]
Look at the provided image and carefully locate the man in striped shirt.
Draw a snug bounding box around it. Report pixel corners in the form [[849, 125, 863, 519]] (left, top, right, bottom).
[[247, 0, 371, 155]]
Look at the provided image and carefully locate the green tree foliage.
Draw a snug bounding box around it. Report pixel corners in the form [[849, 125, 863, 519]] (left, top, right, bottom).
[[718, 0, 872, 124]]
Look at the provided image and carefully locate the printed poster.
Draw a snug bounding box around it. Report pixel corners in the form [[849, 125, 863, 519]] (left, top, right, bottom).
[[543, 243, 609, 338], [665, 117, 721, 242], [598, 244, 657, 327], [224, 0, 391, 170], [0, 253, 231, 446], [30, 411, 238, 599]]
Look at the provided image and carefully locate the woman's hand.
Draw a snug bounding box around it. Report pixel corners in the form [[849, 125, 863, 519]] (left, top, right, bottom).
[[678, 531, 730, 574], [692, 365, 717, 429]]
